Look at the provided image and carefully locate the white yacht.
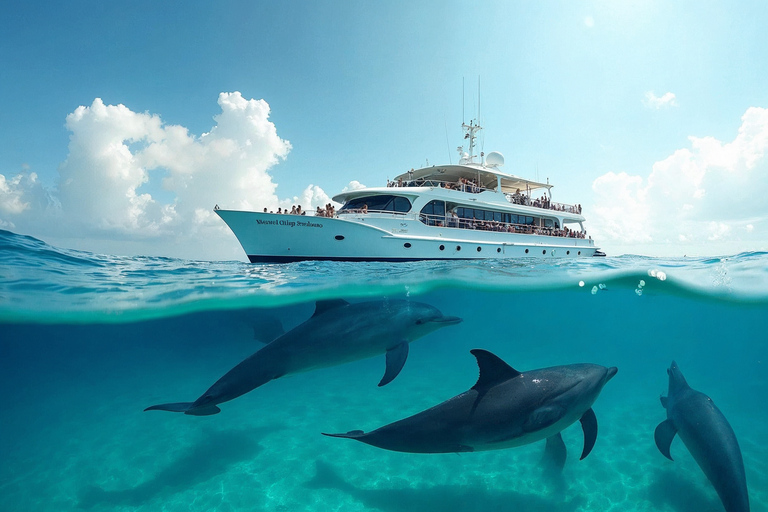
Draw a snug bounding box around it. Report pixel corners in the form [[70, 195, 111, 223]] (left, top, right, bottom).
[[215, 120, 602, 262]]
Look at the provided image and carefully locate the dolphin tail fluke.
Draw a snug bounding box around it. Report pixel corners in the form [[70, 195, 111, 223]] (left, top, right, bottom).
[[544, 432, 567, 473], [654, 419, 677, 460], [144, 402, 221, 416], [579, 407, 598, 460], [322, 429, 367, 440]]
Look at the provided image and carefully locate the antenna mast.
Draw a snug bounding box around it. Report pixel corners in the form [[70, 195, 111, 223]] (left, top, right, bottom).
[[457, 77, 483, 164]]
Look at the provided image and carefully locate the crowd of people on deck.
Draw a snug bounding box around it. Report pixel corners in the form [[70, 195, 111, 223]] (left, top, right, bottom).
[[262, 205, 307, 215], [315, 203, 336, 217], [423, 210, 588, 239], [508, 189, 582, 214], [386, 174, 583, 215], [387, 175, 482, 193]]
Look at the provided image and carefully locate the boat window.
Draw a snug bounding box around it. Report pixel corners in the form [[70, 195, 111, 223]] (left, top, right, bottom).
[[451, 207, 542, 227], [393, 197, 411, 212], [420, 200, 446, 225], [420, 200, 446, 217], [340, 195, 412, 213]]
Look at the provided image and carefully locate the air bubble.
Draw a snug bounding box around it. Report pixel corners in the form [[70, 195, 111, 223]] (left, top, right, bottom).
[[591, 286, 598, 295], [579, 281, 585, 287]]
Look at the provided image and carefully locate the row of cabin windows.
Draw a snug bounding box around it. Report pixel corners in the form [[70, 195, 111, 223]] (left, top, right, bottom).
[[339, 195, 412, 213], [338, 197, 556, 229], [420, 200, 554, 227]]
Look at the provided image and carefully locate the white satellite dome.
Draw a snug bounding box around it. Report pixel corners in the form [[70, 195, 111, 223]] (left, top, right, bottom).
[[485, 151, 504, 168]]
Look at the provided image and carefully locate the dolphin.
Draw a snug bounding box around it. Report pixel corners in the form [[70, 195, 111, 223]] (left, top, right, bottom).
[[145, 299, 461, 416], [654, 361, 750, 512], [324, 349, 617, 471]]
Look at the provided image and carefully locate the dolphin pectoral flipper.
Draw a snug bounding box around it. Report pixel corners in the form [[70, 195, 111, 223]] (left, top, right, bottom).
[[544, 432, 567, 472], [144, 402, 221, 415], [144, 402, 195, 413], [579, 407, 598, 460], [378, 341, 409, 387], [654, 419, 677, 460]]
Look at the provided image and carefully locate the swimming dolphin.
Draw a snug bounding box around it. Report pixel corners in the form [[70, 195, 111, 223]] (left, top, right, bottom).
[[324, 349, 617, 470], [654, 361, 749, 512], [145, 299, 461, 416]]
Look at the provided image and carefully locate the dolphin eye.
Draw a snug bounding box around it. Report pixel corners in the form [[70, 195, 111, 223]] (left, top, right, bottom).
[[415, 319, 424, 325]]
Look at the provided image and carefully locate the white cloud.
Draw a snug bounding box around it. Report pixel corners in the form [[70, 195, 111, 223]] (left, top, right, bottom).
[[0, 92, 336, 260], [590, 107, 768, 256], [643, 91, 678, 109], [341, 180, 366, 192]]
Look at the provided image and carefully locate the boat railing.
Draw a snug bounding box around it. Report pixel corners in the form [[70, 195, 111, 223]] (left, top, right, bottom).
[[504, 193, 582, 215], [417, 213, 590, 241], [337, 208, 409, 217], [387, 179, 492, 194]]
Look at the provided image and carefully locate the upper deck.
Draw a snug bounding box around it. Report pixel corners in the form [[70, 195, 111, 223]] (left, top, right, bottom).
[[332, 163, 583, 219]]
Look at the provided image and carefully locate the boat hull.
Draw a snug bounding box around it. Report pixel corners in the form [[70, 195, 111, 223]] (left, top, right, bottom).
[[216, 210, 600, 263]]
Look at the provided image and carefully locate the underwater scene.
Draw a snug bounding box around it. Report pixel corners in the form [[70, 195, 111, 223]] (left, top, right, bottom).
[[1, 229, 766, 512]]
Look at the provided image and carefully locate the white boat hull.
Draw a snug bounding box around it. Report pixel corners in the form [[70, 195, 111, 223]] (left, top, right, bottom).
[[216, 210, 600, 263]]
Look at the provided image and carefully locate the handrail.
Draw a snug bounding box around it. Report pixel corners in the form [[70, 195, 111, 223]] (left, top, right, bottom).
[[337, 208, 409, 216], [385, 178, 581, 214], [418, 213, 589, 240], [504, 193, 581, 214], [387, 178, 491, 194]]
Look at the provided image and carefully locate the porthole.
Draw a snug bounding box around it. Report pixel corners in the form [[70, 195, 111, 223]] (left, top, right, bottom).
[[542, 249, 547, 255], [404, 243, 412, 248], [477, 246, 482, 252], [335, 235, 345, 241], [578, 251, 581, 255], [456, 245, 462, 251], [525, 249, 529, 254], [439, 244, 445, 251], [496, 248, 501, 253], [567, 250, 570, 255]]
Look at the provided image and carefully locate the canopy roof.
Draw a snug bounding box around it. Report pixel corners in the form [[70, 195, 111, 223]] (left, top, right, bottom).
[[393, 164, 552, 195]]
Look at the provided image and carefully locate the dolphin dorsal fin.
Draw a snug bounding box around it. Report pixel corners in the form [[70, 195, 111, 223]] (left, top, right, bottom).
[[470, 349, 521, 392], [312, 299, 350, 318]]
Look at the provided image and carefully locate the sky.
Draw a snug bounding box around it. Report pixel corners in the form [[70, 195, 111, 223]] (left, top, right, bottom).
[[1, 0, 766, 261]]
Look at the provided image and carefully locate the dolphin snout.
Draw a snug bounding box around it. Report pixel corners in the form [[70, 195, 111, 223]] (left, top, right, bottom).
[[435, 315, 462, 325], [606, 367, 618, 381]]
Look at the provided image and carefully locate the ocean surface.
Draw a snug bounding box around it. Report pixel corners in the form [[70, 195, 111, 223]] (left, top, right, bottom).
[[1, 228, 766, 512]]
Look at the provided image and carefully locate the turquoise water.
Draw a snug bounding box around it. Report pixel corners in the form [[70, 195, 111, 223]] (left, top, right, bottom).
[[1, 228, 766, 512]]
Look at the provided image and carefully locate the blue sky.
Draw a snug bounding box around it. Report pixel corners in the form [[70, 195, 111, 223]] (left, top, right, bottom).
[[1, 1, 766, 260]]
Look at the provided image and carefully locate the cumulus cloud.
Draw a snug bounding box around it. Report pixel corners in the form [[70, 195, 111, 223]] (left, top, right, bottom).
[[590, 106, 768, 255], [0, 92, 335, 259], [643, 91, 678, 109]]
